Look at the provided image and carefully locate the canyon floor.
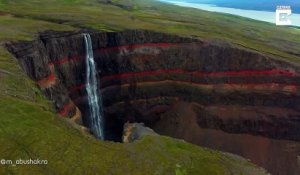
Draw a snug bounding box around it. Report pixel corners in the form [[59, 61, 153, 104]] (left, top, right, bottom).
[[0, 0, 300, 175]]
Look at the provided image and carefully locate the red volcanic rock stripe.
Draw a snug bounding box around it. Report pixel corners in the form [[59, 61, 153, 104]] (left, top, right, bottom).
[[37, 72, 56, 89], [72, 82, 298, 106], [48, 43, 178, 65], [69, 84, 86, 93], [101, 69, 297, 81], [68, 69, 298, 93], [37, 63, 57, 89], [72, 82, 298, 95], [99, 42, 178, 52], [59, 102, 74, 117], [50, 55, 82, 65], [100, 81, 298, 94]]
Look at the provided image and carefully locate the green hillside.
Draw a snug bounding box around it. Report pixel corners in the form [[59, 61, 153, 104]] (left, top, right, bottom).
[[0, 0, 299, 61]]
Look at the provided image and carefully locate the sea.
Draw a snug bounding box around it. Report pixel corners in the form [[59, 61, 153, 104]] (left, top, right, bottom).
[[159, 0, 300, 27]]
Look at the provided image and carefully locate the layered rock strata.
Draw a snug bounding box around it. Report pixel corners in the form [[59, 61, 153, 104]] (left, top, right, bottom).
[[6, 30, 300, 142]]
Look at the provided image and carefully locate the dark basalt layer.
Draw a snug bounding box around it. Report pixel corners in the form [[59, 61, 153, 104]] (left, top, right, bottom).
[[6, 30, 300, 142]]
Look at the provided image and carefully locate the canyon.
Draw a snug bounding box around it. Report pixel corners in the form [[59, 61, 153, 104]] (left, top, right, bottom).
[[6, 30, 300, 175]]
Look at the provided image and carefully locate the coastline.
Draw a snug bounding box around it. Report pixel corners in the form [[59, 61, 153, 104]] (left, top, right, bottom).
[[159, 0, 300, 27]]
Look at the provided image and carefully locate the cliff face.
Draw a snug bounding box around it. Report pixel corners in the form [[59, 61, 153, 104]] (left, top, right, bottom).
[[6, 30, 300, 141]]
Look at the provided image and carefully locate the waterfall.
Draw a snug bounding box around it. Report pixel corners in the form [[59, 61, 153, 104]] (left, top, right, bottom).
[[83, 33, 104, 140]]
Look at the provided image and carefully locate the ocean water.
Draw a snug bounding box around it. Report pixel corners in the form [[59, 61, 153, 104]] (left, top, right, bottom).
[[170, 0, 300, 13], [159, 0, 300, 27]]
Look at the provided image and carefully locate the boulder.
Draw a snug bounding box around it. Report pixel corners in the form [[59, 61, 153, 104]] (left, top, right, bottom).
[[122, 122, 158, 143]]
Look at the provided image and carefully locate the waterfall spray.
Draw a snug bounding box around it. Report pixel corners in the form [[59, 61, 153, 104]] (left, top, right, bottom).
[[83, 33, 104, 140]]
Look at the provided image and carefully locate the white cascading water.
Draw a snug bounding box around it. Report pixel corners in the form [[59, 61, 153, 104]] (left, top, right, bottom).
[[83, 33, 104, 140]]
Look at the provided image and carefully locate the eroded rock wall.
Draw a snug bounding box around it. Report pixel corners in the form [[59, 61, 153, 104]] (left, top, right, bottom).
[[6, 30, 300, 141]]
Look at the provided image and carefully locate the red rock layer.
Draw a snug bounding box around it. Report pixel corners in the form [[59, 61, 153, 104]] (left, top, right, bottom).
[[48, 42, 180, 65], [101, 81, 299, 94], [67, 69, 299, 94], [37, 63, 56, 89], [59, 101, 75, 117], [37, 72, 56, 89], [101, 69, 297, 81]]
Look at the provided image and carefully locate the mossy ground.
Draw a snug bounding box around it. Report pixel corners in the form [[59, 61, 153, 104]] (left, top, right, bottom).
[[0, 0, 296, 174], [0, 95, 266, 174], [0, 0, 299, 61]]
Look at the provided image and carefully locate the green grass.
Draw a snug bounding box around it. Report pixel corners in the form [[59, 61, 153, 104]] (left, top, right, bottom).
[[0, 15, 74, 41], [0, 0, 299, 61], [0, 0, 297, 174], [0, 95, 267, 174]]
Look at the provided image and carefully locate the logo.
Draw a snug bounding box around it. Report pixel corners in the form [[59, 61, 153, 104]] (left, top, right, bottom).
[[276, 6, 292, 26]]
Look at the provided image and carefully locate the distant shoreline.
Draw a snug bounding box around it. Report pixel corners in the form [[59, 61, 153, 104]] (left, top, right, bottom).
[[159, 0, 300, 27], [160, 0, 300, 13]]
